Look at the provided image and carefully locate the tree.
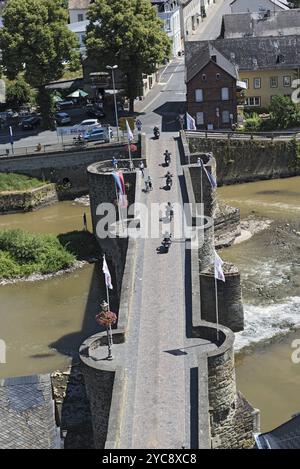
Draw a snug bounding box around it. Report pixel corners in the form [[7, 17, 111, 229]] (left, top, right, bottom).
[[86, 0, 171, 113], [269, 96, 300, 129], [0, 0, 80, 129], [6, 76, 35, 110]]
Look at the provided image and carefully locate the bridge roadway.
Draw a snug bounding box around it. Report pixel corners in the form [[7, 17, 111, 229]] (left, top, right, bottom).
[[117, 135, 216, 449]]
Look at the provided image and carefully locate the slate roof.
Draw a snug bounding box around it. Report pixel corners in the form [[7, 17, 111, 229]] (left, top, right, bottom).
[[185, 35, 300, 73], [255, 414, 300, 449], [0, 374, 60, 449], [230, 0, 289, 9], [68, 0, 91, 10], [186, 43, 238, 83], [222, 10, 300, 38]]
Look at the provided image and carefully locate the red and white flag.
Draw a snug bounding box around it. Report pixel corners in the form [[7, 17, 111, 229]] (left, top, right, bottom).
[[103, 256, 113, 289]]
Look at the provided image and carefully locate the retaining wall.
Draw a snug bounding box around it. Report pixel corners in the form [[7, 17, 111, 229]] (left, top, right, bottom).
[[0, 183, 58, 213], [186, 135, 300, 185]]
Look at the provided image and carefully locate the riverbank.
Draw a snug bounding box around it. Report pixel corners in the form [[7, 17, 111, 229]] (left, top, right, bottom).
[[0, 229, 101, 283], [219, 176, 300, 431]]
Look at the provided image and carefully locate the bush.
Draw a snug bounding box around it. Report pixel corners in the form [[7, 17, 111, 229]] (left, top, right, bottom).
[[244, 113, 262, 132], [0, 229, 75, 279], [0, 173, 46, 192]]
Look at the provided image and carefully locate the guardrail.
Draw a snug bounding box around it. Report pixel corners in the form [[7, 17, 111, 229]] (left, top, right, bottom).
[[185, 130, 300, 141], [0, 135, 136, 158]]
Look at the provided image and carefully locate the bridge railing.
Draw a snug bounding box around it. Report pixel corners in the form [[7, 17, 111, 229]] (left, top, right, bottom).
[[185, 129, 300, 141]]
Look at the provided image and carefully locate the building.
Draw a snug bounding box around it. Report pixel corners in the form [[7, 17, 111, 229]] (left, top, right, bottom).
[[230, 0, 290, 14], [151, 0, 182, 56], [0, 374, 61, 449], [186, 43, 246, 129], [68, 20, 89, 54], [68, 0, 90, 24], [221, 9, 300, 39], [179, 0, 205, 40], [186, 36, 300, 109], [255, 414, 300, 449]]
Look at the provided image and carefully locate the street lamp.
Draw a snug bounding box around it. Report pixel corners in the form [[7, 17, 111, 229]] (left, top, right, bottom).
[[95, 299, 117, 360], [106, 65, 120, 141]]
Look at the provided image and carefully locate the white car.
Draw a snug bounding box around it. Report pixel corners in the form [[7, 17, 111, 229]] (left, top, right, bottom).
[[72, 119, 101, 133]]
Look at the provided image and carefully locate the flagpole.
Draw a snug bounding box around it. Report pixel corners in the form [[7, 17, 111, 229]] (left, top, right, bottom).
[[103, 254, 113, 360], [214, 274, 220, 342], [128, 139, 134, 171], [114, 177, 124, 234]]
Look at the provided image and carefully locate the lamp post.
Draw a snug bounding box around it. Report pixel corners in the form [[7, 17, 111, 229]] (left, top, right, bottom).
[[106, 65, 120, 141], [95, 299, 117, 360]]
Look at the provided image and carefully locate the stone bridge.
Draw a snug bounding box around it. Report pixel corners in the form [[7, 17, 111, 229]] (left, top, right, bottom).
[[79, 134, 259, 449]]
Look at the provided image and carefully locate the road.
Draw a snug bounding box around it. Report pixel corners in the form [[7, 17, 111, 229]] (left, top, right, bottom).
[[189, 0, 231, 41]]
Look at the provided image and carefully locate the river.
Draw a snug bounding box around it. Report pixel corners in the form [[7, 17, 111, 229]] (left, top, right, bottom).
[[0, 201, 104, 379], [218, 176, 300, 432], [0, 180, 299, 433]]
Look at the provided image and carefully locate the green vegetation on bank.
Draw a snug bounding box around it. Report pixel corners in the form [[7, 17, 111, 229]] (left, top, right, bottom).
[[0, 229, 101, 280], [244, 96, 300, 132], [0, 173, 46, 192]]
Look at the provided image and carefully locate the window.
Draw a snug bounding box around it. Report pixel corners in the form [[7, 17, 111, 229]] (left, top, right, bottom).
[[270, 76, 278, 88], [196, 112, 204, 125], [221, 87, 229, 101], [283, 76, 291, 87], [80, 34, 86, 46], [78, 13, 84, 21], [165, 19, 171, 31], [244, 97, 261, 107], [202, 74, 207, 81], [243, 78, 249, 89], [195, 89, 203, 102], [253, 77, 261, 89], [222, 110, 230, 124], [216, 73, 220, 80]]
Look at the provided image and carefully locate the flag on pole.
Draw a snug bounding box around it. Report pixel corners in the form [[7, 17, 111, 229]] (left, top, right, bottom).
[[214, 250, 225, 282], [126, 119, 133, 141], [186, 112, 196, 131], [9, 126, 14, 146], [112, 171, 128, 208], [103, 256, 113, 289], [199, 158, 217, 189]]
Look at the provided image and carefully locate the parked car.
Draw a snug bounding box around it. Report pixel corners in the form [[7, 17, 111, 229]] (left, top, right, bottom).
[[55, 112, 71, 125], [20, 116, 41, 130], [72, 119, 100, 132], [86, 106, 106, 119], [84, 126, 113, 143], [56, 100, 74, 110]]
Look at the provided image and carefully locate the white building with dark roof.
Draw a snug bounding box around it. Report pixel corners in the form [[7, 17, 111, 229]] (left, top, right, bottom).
[[68, 0, 91, 24], [230, 0, 290, 14]]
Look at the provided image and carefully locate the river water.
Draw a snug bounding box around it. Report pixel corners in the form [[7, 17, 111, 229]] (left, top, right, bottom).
[[218, 176, 300, 432], [0, 202, 104, 379], [0, 180, 299, 433]]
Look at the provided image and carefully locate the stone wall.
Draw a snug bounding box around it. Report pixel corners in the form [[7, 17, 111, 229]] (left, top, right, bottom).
[[87, 161, 138, 295], [187, 136, 300, 185], [0, 141, 141, 199], [0, 183, 58, 213], [200, 264, 244, 332]]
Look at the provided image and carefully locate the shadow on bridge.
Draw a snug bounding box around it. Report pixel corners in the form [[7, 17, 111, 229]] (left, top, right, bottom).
[[152, 101, 186, 133]]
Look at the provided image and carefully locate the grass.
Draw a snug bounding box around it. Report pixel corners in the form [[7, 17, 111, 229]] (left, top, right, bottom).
[[0, 229, 101, 280], [0, 173, 46, 192]]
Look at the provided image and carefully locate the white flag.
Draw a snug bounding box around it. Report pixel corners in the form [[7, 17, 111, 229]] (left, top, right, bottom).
[[103, 256, 113, 289], [186, 112, 196, 131], [214, 250, 225, 282], [126, 119, 133, 141]]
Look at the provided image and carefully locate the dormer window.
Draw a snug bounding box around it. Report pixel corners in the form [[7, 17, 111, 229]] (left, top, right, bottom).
[[202, 74, 207, 81]]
